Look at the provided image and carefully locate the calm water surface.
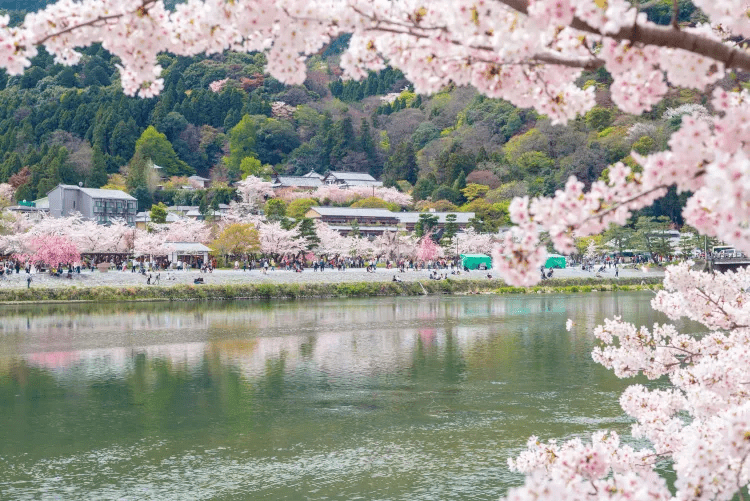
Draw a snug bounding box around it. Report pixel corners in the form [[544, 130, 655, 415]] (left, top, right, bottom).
[[0, 293, 692, 500]]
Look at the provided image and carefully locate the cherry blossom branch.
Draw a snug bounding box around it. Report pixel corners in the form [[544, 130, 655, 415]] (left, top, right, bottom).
[[693, 286, 749, 330], [737, 450, 749, 501], [33, 0, 158, 46], [497, 0, 750, 71]]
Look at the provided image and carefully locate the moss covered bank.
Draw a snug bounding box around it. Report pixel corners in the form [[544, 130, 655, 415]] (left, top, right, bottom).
[[0, 277, 664, 304]]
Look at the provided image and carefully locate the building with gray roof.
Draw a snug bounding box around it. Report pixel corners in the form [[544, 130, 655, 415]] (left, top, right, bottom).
[[306, 206, 475, 235], [48, 184, 138, 225], [272, 175, 323, 189], [306, 207, 400, 228], [393, 211, 475, 231], [322, 172, 382, 188]]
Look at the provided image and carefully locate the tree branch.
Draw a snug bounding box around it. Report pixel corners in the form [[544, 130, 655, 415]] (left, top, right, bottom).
[[33, 0, 158, 46], [496, 0, 750, 72]]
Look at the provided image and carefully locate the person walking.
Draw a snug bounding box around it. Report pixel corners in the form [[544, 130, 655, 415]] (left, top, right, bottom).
[[26, 275, 32, 288]]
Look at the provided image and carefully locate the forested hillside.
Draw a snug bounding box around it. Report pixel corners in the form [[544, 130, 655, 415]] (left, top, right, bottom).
[[0, 0, 725, 229]]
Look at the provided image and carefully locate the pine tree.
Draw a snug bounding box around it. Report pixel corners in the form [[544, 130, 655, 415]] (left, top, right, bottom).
[[88, 145, 108, 188], [360, 118, 375, 158]]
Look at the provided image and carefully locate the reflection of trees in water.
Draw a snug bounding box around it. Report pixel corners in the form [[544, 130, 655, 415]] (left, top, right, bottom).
[[409, 326, 467, 385], [0, 353, 255, 455]]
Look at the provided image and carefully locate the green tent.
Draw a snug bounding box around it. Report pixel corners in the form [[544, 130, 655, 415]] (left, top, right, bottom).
[[461, 254, 492, 270], [544, 254, 567, 269]]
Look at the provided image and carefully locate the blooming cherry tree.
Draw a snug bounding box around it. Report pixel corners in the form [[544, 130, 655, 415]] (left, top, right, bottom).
[[258, 221, 305, 259], [315, 220, 352, 258], [415, 234, 444, 262], [161, 218, 211, 244], [0, 182, 13, 204], [17, 235, 80, 267], [235, 175, 274, 207], [456, 228, 496, 256]]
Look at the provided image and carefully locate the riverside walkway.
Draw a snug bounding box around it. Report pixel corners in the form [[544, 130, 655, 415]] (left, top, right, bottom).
[[0, 265, 665, 290]]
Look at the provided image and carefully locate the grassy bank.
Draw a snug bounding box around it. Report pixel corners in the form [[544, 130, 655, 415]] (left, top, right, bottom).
[[0, 277, 664, 304]]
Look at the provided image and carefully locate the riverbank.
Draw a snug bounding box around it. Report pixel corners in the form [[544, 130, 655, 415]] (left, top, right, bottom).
[[0, 275, 664, 303]]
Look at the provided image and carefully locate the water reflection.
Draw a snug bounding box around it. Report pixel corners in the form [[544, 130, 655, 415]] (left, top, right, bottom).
[[0, 293, 699, 501]]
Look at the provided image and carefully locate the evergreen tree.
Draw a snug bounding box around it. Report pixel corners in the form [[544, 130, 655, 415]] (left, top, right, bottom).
[[383, 141, 418, 186], [297, 217, 319, 250], [360, 118, 375, 159], [126, 149, 152, 192], [149, 202, 168, 223], [88, 145, 108, 188]]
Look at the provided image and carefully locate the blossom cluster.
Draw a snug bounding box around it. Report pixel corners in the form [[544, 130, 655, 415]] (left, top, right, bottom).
[[0, 182, 14, 203], [276, 184, 413, 208], [536, 263, 750, 501]]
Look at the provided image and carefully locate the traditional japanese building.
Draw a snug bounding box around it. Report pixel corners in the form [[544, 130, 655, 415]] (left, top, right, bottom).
[[321, 172, 383, 188]]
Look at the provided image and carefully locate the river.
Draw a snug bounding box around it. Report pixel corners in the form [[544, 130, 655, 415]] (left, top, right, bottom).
[[0, 292, 694, 500]]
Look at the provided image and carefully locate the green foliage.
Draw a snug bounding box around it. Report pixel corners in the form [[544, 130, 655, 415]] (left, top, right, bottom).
[[286, 197, 319, 219], [329, 68, 404, 103], [383, 141, 418, 186], [263, 198, 287, 221], [414, 213, 439, 238], [504, 128, 549, 165], [632, 135, 656, 155], [134, 126, 193, 177], [149, 202, 168, 224], [239, 156, 264, 179], [442, 214, 458, 246], [296, 217, 319, 250], [461, 198, 509, 232], [602, 223, 634, 254], [633, 215, 673, 257], [462, 183, 489, 201], [350, 196, 400, 212], [226, 114, 259, 178], [0, 277, 663, 303], [431, 185, 462, 205], [210, 223, 260, 257], [584, 107, 614, 131], [132, 185, 153, 212], [514, 151, 554, 177]]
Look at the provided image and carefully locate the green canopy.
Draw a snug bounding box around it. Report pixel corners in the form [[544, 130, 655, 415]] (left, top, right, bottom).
[[461, 254, 492, 270], [544, 254, 567, 269]]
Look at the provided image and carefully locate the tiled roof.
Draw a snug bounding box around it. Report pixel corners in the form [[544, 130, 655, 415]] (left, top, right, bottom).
[[135, 212, 182, 223], [325, 172, 378, 181], [394, 212, 475, 224], [308, 207, 398, 218], [274, 176, 323, 187], [327, 225, 400, 232], [340, 180, 384, 187]]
